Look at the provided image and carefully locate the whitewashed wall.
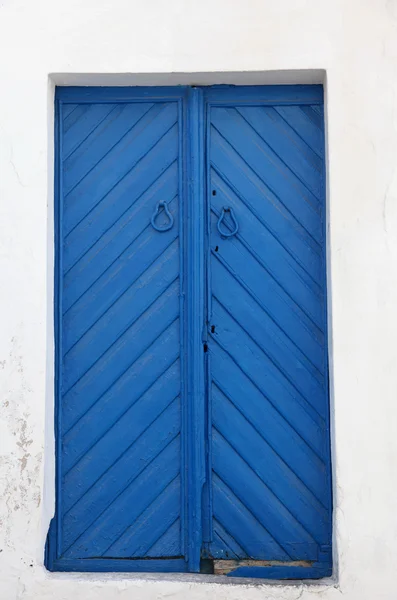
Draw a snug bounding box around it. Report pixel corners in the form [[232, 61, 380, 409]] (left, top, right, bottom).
[[1, 1, 397, 598]]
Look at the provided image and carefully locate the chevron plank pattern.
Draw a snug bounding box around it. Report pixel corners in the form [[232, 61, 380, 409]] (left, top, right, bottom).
[[207, 104, 331, 562], [59, 101, 182, 559]]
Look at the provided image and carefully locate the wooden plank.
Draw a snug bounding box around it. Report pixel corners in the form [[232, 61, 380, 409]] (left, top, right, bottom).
[[214, 559, 312, 576]]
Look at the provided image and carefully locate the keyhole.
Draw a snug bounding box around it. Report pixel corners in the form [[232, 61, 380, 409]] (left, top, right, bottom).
[[211, 325, 215, 334], [215, 246, 219, 252], [212, 190, 216, 196]]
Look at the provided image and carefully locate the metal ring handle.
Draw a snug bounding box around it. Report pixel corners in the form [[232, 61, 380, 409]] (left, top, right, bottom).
[[217, 206, 239, 238], [151, 201, 174, 232]]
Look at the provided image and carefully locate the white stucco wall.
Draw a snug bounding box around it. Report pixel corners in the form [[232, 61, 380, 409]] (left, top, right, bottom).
[[1, 0, 397, 598]]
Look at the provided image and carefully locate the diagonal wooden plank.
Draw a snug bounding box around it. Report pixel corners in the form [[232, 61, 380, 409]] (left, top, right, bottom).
[[63, 105, 88, 132], [212, 258, 324, 391], [213, 386, 329, 522], [211, 247, 324, 373], [62, 400, 180, 538], [63, 361, 180, 482], [63, 436, 180, 558], [210, 108, 320, 213], [210, 136, 322, 256], [213, 379, 327, 506], [211, 332, 324, 454], [63, 199, 178, 329], [211, 217, 323, 341], [210, 330, 325, 456], [211, 519, 247, 559], [212, 474, 291, 560], [213, 290, 324, 417], [63, 104, 122, 162], [211, 209, 323, 338], [64, 104, 178, 233], [62, 104, 79, 120], [65, 123, 177, 249], [63, 196, 178, 320], [104, 477, 180, 557], [62, 104, 118, 158], [146, 519, 181, 558], [302, 105, 323, 127], [235, 106, 323, 199], [64, 102, 169, 198], [212, 299, 324, 424], [212, 433, 318, 560], [211, 173, 324, 326], [63, 273, 179, 392], [64, 145, 178, 276], [211, 204, 324, 334], [210, 126, 322, 246], [211, 344, 326, 492], [62, 322, 180, 442], [63, 238, 179, 366], [64, 103, 153, 183], [211, 168, 322, 294], [273, 106, 324, 158], [63, 160, 178, 283], [63, 306, 179, 418]]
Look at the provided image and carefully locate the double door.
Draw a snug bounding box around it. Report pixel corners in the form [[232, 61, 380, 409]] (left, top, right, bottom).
[[46, 85, 332, 578]]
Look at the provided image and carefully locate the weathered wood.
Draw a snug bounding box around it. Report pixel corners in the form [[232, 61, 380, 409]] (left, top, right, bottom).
[[214, 560, 313, 575]]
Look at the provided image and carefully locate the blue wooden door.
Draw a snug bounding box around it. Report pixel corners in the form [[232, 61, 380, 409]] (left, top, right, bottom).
[[48, 88, 190, 572], [204, 88, 331, 578], [47, 85, 331, 578]]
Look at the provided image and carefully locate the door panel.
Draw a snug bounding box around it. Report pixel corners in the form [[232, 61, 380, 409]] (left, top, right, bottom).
[[56, 96, 184, 565], [207, 101, 331, 569]]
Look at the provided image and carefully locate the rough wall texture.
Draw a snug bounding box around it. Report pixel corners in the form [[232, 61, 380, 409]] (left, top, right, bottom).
[[1, 0, 397, 598]]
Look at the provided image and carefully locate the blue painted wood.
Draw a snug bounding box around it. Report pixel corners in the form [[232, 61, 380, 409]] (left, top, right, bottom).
[[206, 91, 331, 577], [49, 557, 189, 573], [204, 85, 323, 106], [184, 87, 206, 573], [56, 85, 323, 105], [47, 85, 331, 578], [48, 87, 190, 571], [227, 564, 332, 579]]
